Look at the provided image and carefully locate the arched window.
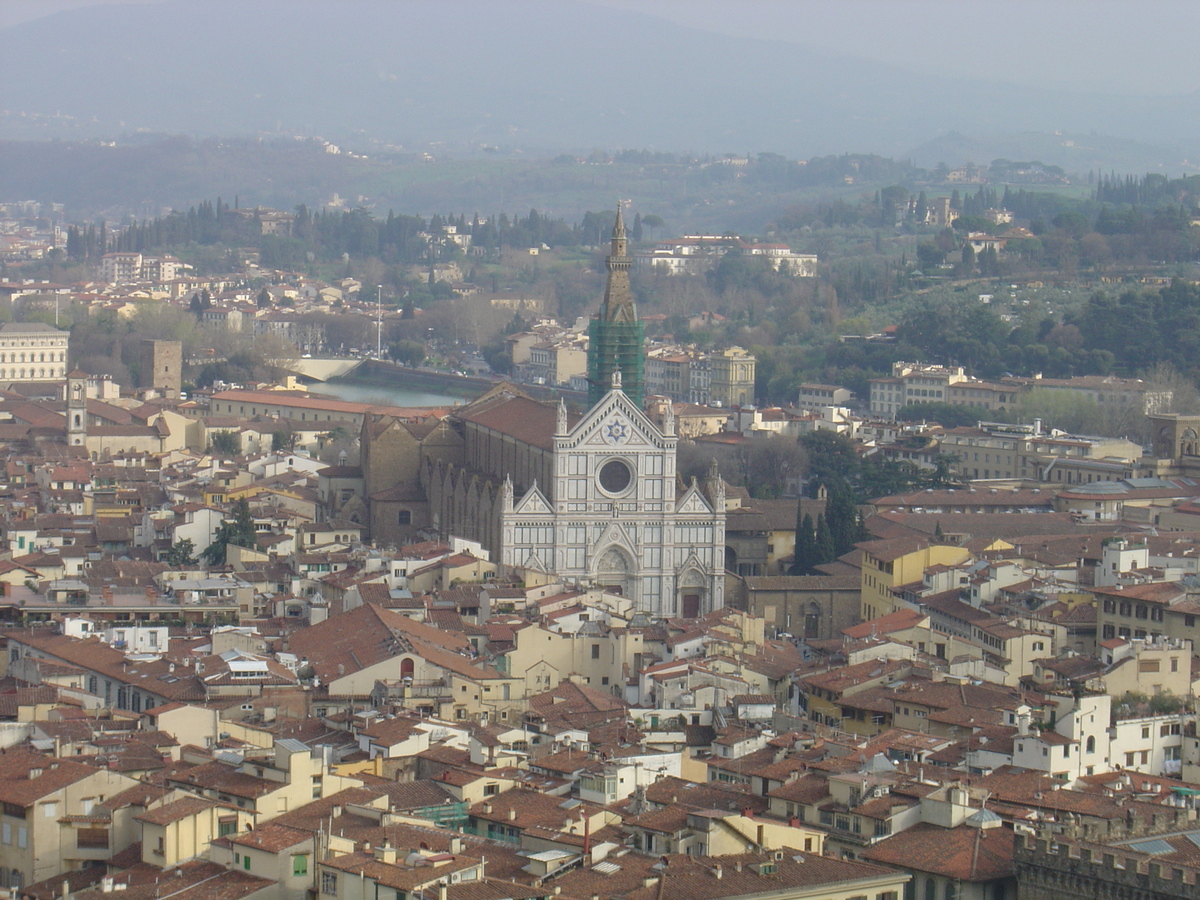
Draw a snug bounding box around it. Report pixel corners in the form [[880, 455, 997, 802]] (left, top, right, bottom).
[[1086, 735, 1096, 753], [924, 879, 937, 900], [944, 881, 957, 900], [400, 658, 415, 680]]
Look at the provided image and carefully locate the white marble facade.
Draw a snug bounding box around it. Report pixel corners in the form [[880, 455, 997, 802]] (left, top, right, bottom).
[[501, 377, 725, 617]]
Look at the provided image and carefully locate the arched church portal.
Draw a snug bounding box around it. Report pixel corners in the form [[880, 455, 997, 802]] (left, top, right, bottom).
[[678, 567, 707, 619], [594, 545, 636, 597]]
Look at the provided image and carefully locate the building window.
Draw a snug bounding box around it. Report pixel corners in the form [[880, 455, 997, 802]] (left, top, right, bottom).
[[322, 872, 337, 895], [293, 855, 308, 877]]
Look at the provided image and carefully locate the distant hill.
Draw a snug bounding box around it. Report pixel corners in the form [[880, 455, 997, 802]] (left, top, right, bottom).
[[903, 131, 1187, 176], [1, 0, 1197, 167]]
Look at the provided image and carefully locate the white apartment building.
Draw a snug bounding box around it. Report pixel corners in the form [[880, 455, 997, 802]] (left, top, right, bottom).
[[62, 617, 169, 654], [869, 362, 969, 420], [100, 252, 181, 284], [1110, 713, 1186, 776], [0, 322, 69, 384], [634, 235, 816, 277]]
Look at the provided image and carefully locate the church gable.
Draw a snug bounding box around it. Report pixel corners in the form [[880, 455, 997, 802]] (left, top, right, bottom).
[[591, 521, 635, 554], [513, 483, 552, 516], [562, 388, 664, 452], [676, 482, 715, 516]]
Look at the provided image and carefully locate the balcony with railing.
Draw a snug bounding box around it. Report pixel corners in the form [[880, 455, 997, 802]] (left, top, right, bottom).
[[404, 680, 453, 700]]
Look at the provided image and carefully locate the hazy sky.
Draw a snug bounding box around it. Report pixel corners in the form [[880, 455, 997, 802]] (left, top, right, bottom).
[[4, 0, 1198, 98], [593, 0, 1200, 97]]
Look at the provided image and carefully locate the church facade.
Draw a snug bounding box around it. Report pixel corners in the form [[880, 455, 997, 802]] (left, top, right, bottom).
[[498, 374, 724, 617], [368, 209, 727, 617]]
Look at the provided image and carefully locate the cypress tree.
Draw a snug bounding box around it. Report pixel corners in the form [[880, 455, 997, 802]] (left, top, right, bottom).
[[791, 513, 816, 576], [814, 514, 835, 568], [825, 484, 859, 557]]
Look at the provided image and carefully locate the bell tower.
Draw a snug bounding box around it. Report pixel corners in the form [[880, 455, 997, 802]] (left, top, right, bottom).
[[587, 204, 644, 409], [66, 369, 88, 447]]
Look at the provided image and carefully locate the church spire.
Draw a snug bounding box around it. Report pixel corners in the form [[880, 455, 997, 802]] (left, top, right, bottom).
[[600, 203, 635, 324], [612, 202, 627, 250], [587, 203, 645, 409]]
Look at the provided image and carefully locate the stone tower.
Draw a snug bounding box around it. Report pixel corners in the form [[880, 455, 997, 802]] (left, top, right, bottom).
[[138, 339, 182, 399], [66, 370, 87, 447], [587, 205, 644, 409]]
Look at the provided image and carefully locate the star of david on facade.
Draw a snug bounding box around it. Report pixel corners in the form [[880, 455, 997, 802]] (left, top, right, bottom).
[[604, 419, 629, 444]]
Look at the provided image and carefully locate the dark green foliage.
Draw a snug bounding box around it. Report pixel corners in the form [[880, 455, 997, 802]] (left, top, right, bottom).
[[1071, 279, 1200, 379], [798, 431, 859, 496], [797, 430, 926, 504], [858, 456, 925, 501], [824, 483, 866, 557], [96, 197, 602, 273], [897, 402, 1002, 429], [165, 539, 196, 567], [201, 497, 257, 566], [390, 339, 428, 367], [814, 514, 835, 567], [896, 301, 1008, 377], [790, 513, 817, 576], [210, 430, 240, 456], [916, 241, 945, 271]]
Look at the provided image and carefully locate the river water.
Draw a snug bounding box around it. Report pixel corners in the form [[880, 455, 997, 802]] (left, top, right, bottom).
[[311, 379, 467, 408]]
